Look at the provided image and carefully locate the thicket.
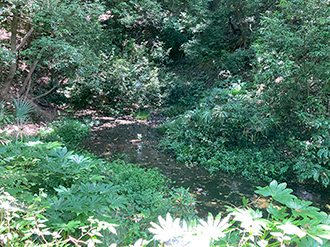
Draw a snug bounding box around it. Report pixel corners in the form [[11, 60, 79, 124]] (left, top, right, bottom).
[[158, 0, 330, 187], [160, 83, 289, 182], [2, 165, 330, 246], [0, 97, 196, 246], [1, 0, 330, 245]]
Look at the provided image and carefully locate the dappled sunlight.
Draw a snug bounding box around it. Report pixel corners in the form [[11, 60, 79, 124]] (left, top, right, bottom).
[[1, 0, 329, 244], [2, 123, 41, 137]]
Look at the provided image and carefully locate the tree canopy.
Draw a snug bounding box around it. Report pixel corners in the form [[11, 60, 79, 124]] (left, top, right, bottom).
[[1, 0, 329, 185]]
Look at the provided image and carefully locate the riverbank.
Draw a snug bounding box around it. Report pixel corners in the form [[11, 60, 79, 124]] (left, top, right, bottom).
[[79, 113, 330, 216]]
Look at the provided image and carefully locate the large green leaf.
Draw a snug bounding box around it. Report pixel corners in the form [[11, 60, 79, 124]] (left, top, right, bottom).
[[297, 237, 330, 247], [255, 180, 296, 205], [267, 203, 289, 220], [288, 198, 321, 224]]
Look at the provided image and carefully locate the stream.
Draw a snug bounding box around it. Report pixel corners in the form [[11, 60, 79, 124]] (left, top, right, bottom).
[[81, 115, 330, 218]]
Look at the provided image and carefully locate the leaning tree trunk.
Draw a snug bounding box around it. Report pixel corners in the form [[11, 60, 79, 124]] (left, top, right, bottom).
[[1, 12, 18, 100]]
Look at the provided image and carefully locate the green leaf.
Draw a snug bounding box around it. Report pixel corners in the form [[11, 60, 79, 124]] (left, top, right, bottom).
[[267, 203, 289, 220], [65, 220, 82, 232], [90, 175, 105, 182], [12, 95, 34, 120], [287, 198, 321, 225], [50, 147, 73, 159], [242, 196, 249, 208], [297, 237, 330, 247], [256, 180, 296, 205]]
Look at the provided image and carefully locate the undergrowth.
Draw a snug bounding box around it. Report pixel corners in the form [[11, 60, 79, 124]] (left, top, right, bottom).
[[0, 140, 196, 246], [38, 118, 94, 149]]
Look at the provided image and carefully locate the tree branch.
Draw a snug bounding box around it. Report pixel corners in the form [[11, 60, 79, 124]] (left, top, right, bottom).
[[1, 12, 19, 99], [24, 78, 33, 98], [19, 60, 38, 95], [16, 27, 34, 51], [32, 80, 61, 100]]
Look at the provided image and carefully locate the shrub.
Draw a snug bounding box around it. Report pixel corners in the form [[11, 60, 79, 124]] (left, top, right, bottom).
[[0, 141, 122, 244], [292, 118, 330, 187], [0, 188, 117, 246], [0, 140, 196, 246], [38, 119, 91, 149], [97, 160, 196, 245], [159, 84, 289, 182]]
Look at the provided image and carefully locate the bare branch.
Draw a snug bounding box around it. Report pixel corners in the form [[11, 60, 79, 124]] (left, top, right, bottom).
[[19, 60, 38, 95], [16, 27, 34, 51], [32, 80, 61, 100], [19, 48, 45, 95], [24, 79, 32, 98]]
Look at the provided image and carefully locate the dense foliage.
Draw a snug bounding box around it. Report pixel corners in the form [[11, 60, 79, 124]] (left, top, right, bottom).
[[1, 0, 330, 245], [0, 97, 195, 245], [255, 0, 330, 187], [160, 84, 289, 182], [2, 177, 330, 246], [38, 118, 93, 149], [0, 139, 196, 245], [158, 0, 330, 187]]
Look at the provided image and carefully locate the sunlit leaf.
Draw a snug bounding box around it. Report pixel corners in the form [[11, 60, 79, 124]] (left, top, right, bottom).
[[231, 208, 269, 235], [278, 221, 306, 238]]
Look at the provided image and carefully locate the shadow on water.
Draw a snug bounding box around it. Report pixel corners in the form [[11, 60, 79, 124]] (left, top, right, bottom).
[[81, 116, 330, 218]]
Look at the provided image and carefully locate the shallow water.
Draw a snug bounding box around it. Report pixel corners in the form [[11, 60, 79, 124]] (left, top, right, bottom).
[[81, 116, 330, 217]]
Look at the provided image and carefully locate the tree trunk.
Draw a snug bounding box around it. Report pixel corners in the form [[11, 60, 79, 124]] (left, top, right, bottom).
[[1, 12, 18, 100], [16, 27, 34, 52], [19, 60, 38, 95]]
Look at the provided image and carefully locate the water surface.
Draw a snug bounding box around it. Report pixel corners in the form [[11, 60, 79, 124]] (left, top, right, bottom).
[[81, 116, 330, 217]]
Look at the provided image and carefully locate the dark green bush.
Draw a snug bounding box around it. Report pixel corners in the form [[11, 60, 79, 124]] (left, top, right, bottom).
[[106, 161, 168, 212], [160, 83, 291, 182], [292, 117, 330, 187]]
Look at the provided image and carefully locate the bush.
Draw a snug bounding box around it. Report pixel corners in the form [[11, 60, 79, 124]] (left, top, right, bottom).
[[97, 160, 196, 245], [292, 117, 330, 187], [0, 140, 196, 246], [159, 84, 289, 182], [0, 188, 118, 246], [69, 40, 175, 111], [0, 141, 121, 245], [38, 119, 91, 149]]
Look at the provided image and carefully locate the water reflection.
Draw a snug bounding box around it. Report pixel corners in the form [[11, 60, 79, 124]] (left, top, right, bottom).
[[82, 118, 330, 217]]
